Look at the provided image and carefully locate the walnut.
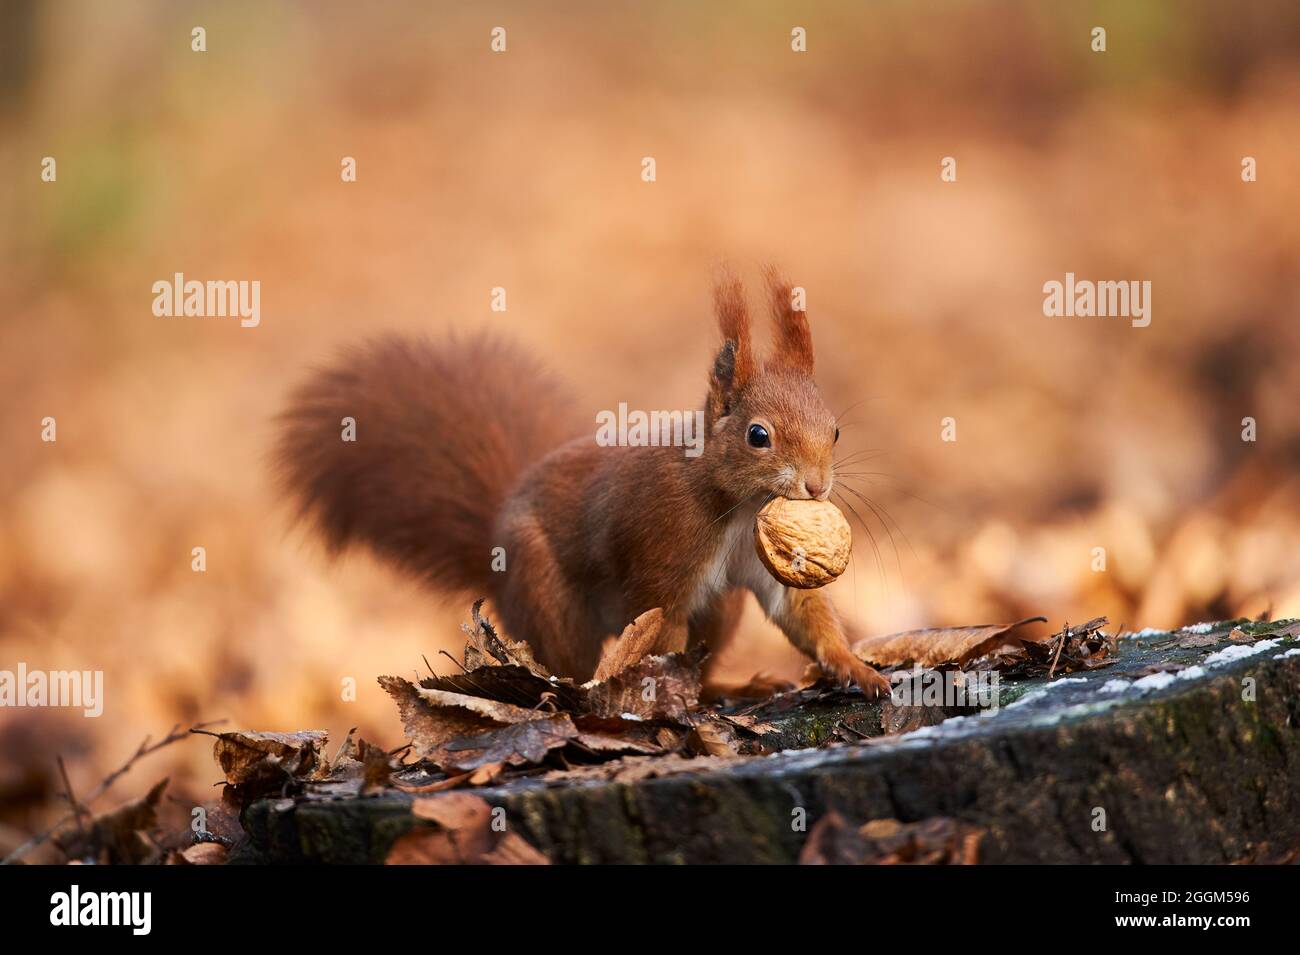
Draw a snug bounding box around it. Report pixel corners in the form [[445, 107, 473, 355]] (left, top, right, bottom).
[[753, 497, 852, 589]]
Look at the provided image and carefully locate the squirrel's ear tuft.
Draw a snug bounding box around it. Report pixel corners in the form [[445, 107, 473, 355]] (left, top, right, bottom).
[[712, 270, 755, 389], [709, 339, 740, 419], [762, 265, 814, 374], [709, 272, 754, 422]]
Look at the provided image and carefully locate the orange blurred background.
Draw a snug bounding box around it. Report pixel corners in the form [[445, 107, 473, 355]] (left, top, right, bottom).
[[3, 1, 1300, 846]]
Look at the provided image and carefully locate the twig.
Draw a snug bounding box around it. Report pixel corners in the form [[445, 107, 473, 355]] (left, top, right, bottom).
[[836, 719, 872, 740], [56, 756, 91, 836], [1047, 622, 1068, 680], [0, 719, 225, 865], [438, 649, 469, 673], [386, 742, 413, 759]]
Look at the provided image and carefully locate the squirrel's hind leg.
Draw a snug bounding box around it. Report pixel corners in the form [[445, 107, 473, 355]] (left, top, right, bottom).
[[494, 518, 602, 681], [689, 588, 747, 654], [689, 588, 748, 687]]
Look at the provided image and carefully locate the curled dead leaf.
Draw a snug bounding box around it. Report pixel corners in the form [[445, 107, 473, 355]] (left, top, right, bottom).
[[380, 675, 497, 759], [852, 617, 1047, 669], [584, 646, 704, 722], [462, 598, 552, 678], [171, 842, 229, 865], [211, 730, 328, 786], [592, 608, 687, 682], [431, 713, 578, 773]]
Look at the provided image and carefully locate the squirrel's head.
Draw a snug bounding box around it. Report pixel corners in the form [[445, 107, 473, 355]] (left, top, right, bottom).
[[704, 268, 838, 503]]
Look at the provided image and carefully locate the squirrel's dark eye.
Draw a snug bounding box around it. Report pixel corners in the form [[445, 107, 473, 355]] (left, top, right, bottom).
[[747, 423, 771, 449], [834, 427, 840, 444]]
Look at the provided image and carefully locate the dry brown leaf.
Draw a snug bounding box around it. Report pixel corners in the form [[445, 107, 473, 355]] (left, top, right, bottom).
[[172, 842, 229, 865], [212, 730, 327, 786], [687, 717, 740, 757], [431, 713, 578, 772], [717, 712, 781, 736], [417, 686, 554, 724], [462, 598, 552, 678], [584, 646, 704, 722], [591, 608, 687, 682], [1171, 631, 1221, 648], [853, 616, 1047, 668], [423, 664, 585, 712], [567, 711, 683, 758], [359, 739, 396, 795], [380, 675, 498, 759], [573, 732, 669, 756], [329, 727, 360, 768], [389, 762, 506, 794]]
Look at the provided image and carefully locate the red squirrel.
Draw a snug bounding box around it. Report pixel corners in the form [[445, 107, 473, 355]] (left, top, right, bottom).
[[276, 269, 889, 697]]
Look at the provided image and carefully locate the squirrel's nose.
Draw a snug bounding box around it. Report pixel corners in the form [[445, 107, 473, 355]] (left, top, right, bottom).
[[803, 479, 826, 499]]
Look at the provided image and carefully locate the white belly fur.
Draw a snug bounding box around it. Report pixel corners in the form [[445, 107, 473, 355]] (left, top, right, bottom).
[[687, 502, 787, 619]]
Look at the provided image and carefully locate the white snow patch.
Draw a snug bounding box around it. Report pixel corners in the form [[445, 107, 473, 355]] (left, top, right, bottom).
[[1098, 664, 1205, 696], [1130, 672, 1177, 693], [1124, 627, 1166, 640], [1181, 622, 1216, 634], [896, 713, 980, 740], [1274, 648, 1300, 659], [1203, 639, 1280, 667]]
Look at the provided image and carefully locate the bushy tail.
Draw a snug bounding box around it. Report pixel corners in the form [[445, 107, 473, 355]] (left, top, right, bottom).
[[275, 333, 580, 595]]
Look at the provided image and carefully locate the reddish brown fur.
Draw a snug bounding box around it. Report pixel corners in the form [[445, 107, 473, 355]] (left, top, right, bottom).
[[277, 274, 888, 696], [762, 265, 815, 374]]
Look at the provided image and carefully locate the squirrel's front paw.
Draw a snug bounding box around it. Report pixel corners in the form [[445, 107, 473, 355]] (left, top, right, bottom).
[[822, 651, 892, 700]]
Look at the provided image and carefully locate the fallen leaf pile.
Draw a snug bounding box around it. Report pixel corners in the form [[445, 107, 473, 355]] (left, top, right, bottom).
[[377, 601, 707, 783], [188, 603, 1126, 863], [984, 617, 1115, 677]]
